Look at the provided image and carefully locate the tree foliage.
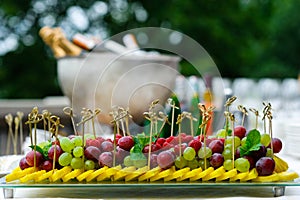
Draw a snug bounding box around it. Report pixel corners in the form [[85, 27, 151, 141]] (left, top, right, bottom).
[[0, 0, 299, 98]]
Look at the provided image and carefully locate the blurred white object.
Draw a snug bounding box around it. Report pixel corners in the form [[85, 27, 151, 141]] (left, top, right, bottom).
[[0, 155, 23, 177], [283, 117, 300, 158], [57, 51, 180, 125]]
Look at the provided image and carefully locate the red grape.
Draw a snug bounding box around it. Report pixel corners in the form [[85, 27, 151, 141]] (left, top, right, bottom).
[[234, 125, 247, 139], [156, 138, 166, 146], [269, 138, 282, 153], [41, 160, 53, 171], [115, 147, 129, 164], [209, 153, 224, 168], [117, 136, 134, 151], [208, 139, 224, 154], [48, 145, 63, 162], [182, 135, 194, 143], [101, 140, 114, 152], [19, 157, 30, 170], [84, 146, 101, 161], [243, 155, 255, 169], [86, 138, 101, 149], [188, 139, 202, 152], [150, 154, 158, 168], [98, 152, 113, 167], [256, 157, 275, 176], [157, 150, 175, 169], [251, 145, 267, 161], [173, 143, 187, 156], [25, 150, 44, 167]]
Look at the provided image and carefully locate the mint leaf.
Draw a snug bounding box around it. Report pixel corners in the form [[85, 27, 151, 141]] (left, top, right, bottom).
[[240, 129, 261, 157], [29, 145, 49, 160]]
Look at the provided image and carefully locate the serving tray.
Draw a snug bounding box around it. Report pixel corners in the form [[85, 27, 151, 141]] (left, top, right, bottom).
[[1, 177, 300, 198]]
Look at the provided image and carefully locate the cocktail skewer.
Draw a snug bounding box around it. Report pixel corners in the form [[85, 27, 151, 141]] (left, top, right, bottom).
[[249, 108, 260, 130], [237, 105, 248, 127], [167, 98, 179, 137], [157, 111, 170, 134], [63, 107, 78, 135], [5, 114, 13, 155], [17, 112, 24, 154], [14, 116, 20, 155]]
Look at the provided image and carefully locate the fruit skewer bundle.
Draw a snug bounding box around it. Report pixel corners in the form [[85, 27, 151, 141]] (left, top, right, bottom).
[[5, 96, 300, 184]]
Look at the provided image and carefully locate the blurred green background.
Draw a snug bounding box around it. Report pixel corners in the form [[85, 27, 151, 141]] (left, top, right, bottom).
[[0, 0, 299, 99]]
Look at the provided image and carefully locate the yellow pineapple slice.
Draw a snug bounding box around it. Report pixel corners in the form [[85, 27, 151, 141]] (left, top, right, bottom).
[[253, 173, 280, 182], [62, 169, 84, 182], [113, 166, 136, 181], [51, 166, 72, 182], [125, 166, 149, 182], [277, 171, 299, 181], [149, 166, 175, 182], [20, 170, 46, 183], [85, 166, 108, 182], [240, 168, 258, 182], [215, 169, 238, 182], [138, 166, 161, 182], [202, 166, 225, 181], [76, 170, 94, 182], [177, 167, 203, 181], [35, 170, 55, 182], [6, 167, 37, 182], [11, 167, 22, 173], [190, 167, 214, 181], [229, 171, 249, 182], [96, 165, 122, 182], [164, 167, 190, 182]]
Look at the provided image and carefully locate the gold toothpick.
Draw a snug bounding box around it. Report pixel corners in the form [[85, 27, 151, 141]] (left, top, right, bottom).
[[17, 112, 24, 154], [167, 98, 179, 137], [63, 107, 78, 135], [5, 114, 13, 155]]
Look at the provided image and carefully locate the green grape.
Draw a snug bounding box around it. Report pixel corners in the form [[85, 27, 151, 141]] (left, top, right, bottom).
[[261, 133, 271, 147], [73, 146, 84, 158], [84, 160, 95, 170], [72, 136, 83, 147], [123, 155, 133, 167], [199, 159, 210, 169], [222, 148, 232, 160], [234, 157, 250, 172], [133, 159, 147, 168], [216, 129, 227, 138], [133, 154, 147, 168], [198, 147, 212, 159], [187, 158, 199, 170], [60, 137, 75, 153], [71, 157, 84, 169], [223, 159, 234, 171], [224, 144, 233, 150], [183, 147, 196, 161], [38, 141, 51, 148], [225, 136, 241, 149], [58, 152, 72, 166], [175, 156, 187, 169], [266, 148, 273, 157], [241, 137, 247, 146]]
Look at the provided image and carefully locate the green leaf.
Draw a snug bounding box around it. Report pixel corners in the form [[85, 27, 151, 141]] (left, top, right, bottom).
[[29, 144, 49, 160], [239, 129, 261, 157]]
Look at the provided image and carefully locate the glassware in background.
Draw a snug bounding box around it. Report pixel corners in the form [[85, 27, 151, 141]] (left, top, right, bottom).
[[257, 78, 281, 110]]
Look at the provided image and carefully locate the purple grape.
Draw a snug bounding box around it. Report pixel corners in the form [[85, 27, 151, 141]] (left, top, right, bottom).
[[84, 146, 101, 161], [209, 153, 224, 168], [256, 157, 275, 176]]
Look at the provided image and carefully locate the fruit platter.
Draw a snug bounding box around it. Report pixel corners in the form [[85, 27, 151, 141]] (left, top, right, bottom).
[[1, 95, 300, 198]]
